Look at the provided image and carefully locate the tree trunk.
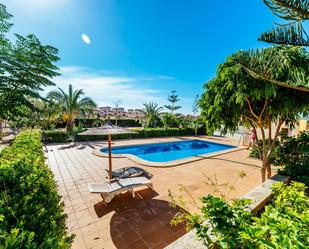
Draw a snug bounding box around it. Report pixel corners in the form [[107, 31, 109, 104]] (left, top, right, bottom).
[[66, 121, 74, 132], [261, 164, 266, 182], [265, 118, 285, 180], [260, 127, 268, 182], [262, 158, 270, 180], [261, 158, 272, 182], [266, 161, 272, 179]]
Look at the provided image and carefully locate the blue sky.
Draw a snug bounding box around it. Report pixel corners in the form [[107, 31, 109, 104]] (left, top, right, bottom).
[[2, 0, 277, 113]]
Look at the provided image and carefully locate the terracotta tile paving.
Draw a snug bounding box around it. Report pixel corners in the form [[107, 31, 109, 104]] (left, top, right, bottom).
[[45, 136, 263, 249]]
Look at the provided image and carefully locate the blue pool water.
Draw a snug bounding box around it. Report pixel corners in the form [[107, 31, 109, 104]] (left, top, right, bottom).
[[101, 140, 236, 163]]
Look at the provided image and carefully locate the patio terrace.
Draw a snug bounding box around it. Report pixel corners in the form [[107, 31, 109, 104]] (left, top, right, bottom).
[[45, 136, 263, 249]]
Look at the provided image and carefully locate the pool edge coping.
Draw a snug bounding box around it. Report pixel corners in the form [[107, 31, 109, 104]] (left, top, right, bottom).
[[92, 139, 245, 167]]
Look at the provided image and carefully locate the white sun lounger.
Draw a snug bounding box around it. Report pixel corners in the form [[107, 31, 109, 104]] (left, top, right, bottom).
[[88, 176, 153, 204]]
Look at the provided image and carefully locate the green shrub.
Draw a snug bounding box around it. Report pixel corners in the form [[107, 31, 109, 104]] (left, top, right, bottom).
[[43, 127, 206, 143], [161, 113, 181, 128], [249, 142, 260, 158], [240, 182, 309, 248], [249, 138, 280, 162], [42, 127, 89, 143], [0, 130, 73, 248], [141, 127, 195, 137], [274, 131, 309, 185], [76, 127, 201, 142], [76, 132, 141, 142], [108, 118, 141, 127], [75, 118, 141, 128], [173, 181, 309, 248], [42, 129, 69, 143]]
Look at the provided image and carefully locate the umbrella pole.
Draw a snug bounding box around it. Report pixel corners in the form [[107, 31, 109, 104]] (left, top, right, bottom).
[[108, 134, 112, 179]]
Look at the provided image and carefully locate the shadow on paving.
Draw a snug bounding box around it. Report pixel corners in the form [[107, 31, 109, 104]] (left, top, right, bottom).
[[196, 155, 262, 169], [57, 141, 111, 150], [93, 188, 188, 249]]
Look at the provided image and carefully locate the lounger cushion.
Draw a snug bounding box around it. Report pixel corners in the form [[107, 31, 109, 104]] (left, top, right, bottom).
[[88, 176, 152, 194], [106, 166, 152, 179]]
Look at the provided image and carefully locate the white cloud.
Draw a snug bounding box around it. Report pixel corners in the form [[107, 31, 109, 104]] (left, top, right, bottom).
[[44, 66, 168, 110]]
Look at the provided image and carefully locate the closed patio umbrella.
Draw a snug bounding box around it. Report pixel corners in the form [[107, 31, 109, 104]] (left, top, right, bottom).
[[79, 120, 136, 179]]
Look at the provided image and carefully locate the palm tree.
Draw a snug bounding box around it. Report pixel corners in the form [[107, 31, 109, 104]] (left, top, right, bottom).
[[47, 84, 97, 132], [33, 99, 61, 130], [142, 102, 163, 128]]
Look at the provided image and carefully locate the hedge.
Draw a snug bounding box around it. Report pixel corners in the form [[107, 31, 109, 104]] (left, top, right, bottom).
[[42, 127, 206, 143], [0, 130, 73, 248], [77, 127, 205, 142], [43, 129, 69, 143], [100, 118, 141, 127], [55, 118, 142, 129]]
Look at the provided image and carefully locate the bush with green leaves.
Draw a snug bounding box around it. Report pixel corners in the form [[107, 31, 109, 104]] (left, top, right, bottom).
[[43, 127, 206, 143], [80, 127, 207, 141], [240, 182, 309, 248], [76, 118, 141, 128], [43, 129, 70, 143], [140, 127, 196, 138], [172, 181, 309, 248], [77, 127, 198, 141], [249, 138, 280, 163], [274, 131, 309, 185], [161, 113, 181, 128], [0, 130, 73, 248]]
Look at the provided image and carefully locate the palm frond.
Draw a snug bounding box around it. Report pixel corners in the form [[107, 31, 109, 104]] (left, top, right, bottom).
[[142, 102, 163, 114], [72, 88, 84, 105], [46, 90, 64, 103], [79, 97, 97, 108], [46, 84, 97, 129]]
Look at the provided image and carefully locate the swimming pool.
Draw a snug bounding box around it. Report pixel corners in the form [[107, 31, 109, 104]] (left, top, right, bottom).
[[101, 140, 236, 163]]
